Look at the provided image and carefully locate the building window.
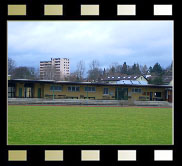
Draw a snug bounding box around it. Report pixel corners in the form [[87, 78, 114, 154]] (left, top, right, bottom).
[[68, 86, 80, 92], [8, 87, 15, 98], [154, 92, 161, 97], [103, 88, 109, 94], [24, 87, 32, 98], [143, 92, 150, 96], [132, 88, 142, 93], [84, 87, 96, 92], [50, 86, 62, 91], [143, 92, 146, 95]]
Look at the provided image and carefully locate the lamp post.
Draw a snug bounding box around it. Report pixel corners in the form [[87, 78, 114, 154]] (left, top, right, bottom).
[[86, 85, 88, 105], [87, 86, 88, 99], [52, 84, 55, 100]]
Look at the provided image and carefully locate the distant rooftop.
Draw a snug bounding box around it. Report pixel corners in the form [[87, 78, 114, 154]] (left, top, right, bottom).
[[102, 75, 147, 81], [115, 80, 148, 85], [8, 79, 172, 88]]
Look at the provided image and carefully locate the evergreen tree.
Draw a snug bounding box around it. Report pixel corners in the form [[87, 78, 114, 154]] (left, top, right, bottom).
[[132, 63, 137, 74], [122, 62, 128, 74], [130, 63, 141, 75], [103, 68, 106, 76], [152, 62, 163, 74], [136, 63, 141, 74], [149, 66, 153, 73], [148, 76, 164, 85]]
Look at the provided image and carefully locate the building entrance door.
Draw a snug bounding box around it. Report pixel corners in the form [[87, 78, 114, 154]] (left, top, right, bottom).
[[19, 88, 22, 98], [115, 88, 128, 100], [150, 92, 153, 101], [38, 88, 41, 98], [24, 87, 32, 98]]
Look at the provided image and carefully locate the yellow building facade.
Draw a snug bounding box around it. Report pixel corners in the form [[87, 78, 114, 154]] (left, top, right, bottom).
[[8, 80, 172, 101]]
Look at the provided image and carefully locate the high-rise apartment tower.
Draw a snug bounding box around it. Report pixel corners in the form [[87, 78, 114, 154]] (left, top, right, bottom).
[[40, 58, 70, 80]]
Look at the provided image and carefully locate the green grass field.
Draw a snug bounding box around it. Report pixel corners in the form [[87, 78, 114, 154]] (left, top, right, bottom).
[[8, 105, 173, 145]]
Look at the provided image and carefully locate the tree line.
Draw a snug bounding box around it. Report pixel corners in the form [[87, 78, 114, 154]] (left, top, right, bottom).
[[8, 57, 172, 84], [8, 58, 39, 80]]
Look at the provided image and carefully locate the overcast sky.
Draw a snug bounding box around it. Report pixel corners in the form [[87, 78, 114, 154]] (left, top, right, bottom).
[[8, 21, 173, 72]]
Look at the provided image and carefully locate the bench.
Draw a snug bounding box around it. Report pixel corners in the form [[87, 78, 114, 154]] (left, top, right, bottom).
[[84, 97, 95, 99], [139, 96, 150, 101], [45, 94, 55, 99], [102, 95, 110, 100], [153, 97, 163, 101], [66, 96, 78, 99], [57, 95, 66, 99]]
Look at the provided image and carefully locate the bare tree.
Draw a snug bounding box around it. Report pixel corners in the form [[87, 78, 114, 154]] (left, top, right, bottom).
[[43, 64, 62, 80], [76, 60, 85, 81], [139, 65, 148, 75], [89, 60, 99, 70], [108, 62, 122, 75], [67, 72, 79, 82], [33, 67, 40, 80], [8, 57, 16, 74], [87, 60, 102, 82]]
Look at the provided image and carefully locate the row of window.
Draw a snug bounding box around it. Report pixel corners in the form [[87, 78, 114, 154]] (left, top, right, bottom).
[[132, 88, 142, 93], [68, 86, 80, 92], [49, 87, 162, 97], [84, 87, 96, 92], [50, 86, 99, 92], [49, 86, 112, 94], [50, 86, 62, 91], [143, 92, 162, 97], [132, 89, 162, 97]]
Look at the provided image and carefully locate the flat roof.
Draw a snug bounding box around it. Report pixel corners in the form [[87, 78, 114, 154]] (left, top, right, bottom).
[[8, 79, 172, 88]]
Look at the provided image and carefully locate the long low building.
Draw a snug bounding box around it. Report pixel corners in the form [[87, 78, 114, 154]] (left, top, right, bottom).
[[8, 79, 172, 102]]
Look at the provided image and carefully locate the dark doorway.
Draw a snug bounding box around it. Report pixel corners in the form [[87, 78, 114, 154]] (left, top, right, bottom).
[[38, 88, 41, 98], [115, 88, 128, 100], [19, 88, 22, 98], [150, 92, 153, 101]]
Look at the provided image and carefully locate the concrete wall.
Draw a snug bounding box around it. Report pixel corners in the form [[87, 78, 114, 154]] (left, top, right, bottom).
[[8, 98, 172, 107]]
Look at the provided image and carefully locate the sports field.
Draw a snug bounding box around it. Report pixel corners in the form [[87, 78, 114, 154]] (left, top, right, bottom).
[[8, 105, 173, 145]]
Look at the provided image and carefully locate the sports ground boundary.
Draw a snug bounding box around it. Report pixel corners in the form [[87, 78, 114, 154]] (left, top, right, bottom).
[[8, 98, 172, 108], [8, 104, 172, 108]]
